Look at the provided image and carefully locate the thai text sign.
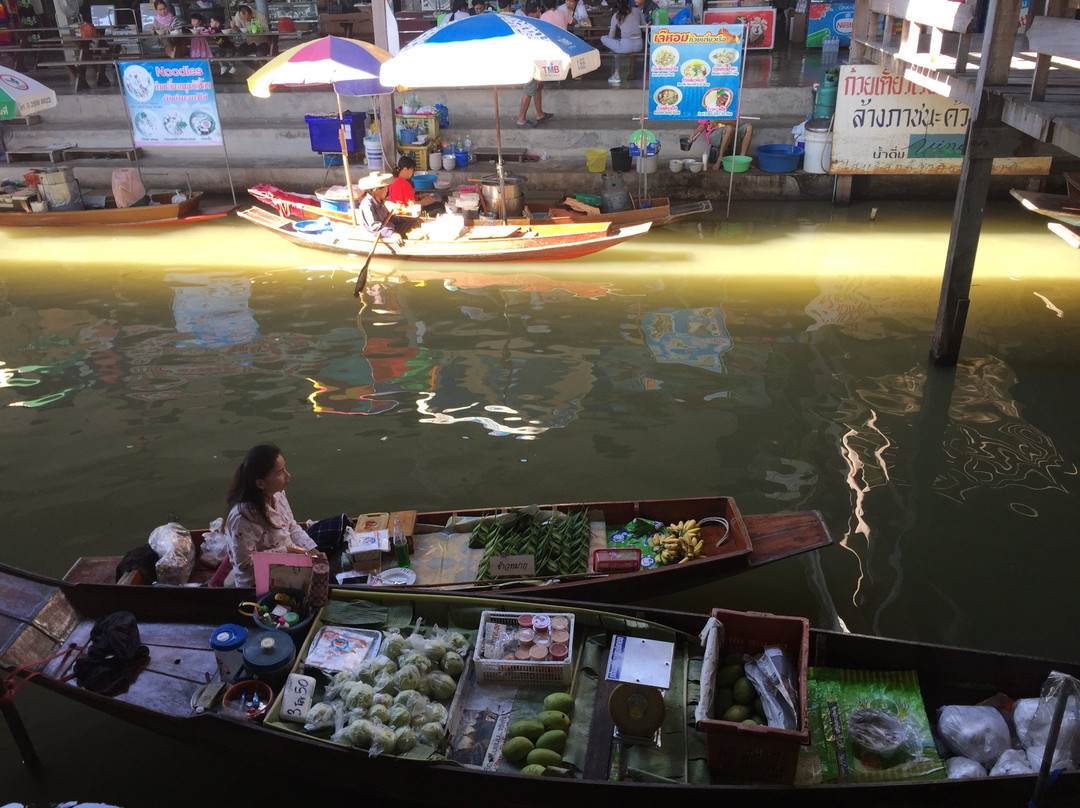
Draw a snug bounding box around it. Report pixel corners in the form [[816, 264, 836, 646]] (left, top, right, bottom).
[[119, 60, 222, 147], [831, 64, 1049, 175], [648, 24, 743, 121]]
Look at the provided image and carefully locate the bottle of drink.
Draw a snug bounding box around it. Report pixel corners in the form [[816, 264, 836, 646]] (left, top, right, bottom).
[[464, 134, 472, 162], [393, 516, 410, 568]]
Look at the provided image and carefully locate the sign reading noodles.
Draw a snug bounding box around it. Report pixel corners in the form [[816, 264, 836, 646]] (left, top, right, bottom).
[[647, 24, 744, 121], [119, 60, 223, 147]]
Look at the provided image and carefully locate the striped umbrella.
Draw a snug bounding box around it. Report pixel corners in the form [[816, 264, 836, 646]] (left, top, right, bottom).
[[248, 36, 393, 219]]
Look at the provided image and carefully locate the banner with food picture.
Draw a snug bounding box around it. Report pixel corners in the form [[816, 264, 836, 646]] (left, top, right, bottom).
[[647, 24, 744, 121], [119, 60, 222, 147]]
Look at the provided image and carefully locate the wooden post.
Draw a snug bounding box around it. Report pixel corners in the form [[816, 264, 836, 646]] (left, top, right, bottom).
[[929, 0, 1020, 366], [1, 682, 42, 768], [371, 0, 396, 174]]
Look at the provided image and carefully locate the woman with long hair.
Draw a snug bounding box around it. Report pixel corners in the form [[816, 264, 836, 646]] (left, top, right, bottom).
[[600, 0, 645, 84], [224, 443, 316, 587]]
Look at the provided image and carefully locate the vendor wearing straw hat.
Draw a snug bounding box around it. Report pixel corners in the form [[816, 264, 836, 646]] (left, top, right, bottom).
[[357, 172, 414, 247]]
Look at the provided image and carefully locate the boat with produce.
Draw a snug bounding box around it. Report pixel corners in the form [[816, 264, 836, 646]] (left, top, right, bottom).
[[62, 496, 833, 602], [248, 184, 712, 229], [4, 560, 1080, 807], [236, 204, 650, 263], [0, 189, 233, 227]]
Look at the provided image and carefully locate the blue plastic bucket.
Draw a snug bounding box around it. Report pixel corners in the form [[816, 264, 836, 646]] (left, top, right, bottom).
[[210, 623, 247, 682], [412, 172, 437, 190], [400, 128, 418, 145], [316, 191, 358, 212], [454, 149, 469, 168], [755, 144, 804, 173]]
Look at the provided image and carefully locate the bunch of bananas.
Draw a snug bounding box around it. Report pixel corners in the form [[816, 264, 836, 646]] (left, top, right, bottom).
[[647, 519, 704, 566]]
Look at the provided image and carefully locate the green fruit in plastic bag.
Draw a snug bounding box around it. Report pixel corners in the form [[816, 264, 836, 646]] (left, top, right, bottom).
[[521, 764, 547, 776], [543, 692, 574, 715], [502, 735, 534, 763], [717, 663, 743, 687], [536, 729, 567, 753]]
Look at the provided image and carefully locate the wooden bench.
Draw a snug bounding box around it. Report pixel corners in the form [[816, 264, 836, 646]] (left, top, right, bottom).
[[395, 11, 434, 46]]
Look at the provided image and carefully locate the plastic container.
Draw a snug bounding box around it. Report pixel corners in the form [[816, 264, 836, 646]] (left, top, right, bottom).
[[399, 127, 418, 145], [721, 154, 752, 173], [755, 144, 804, 173], [316, 188, 359, 212], [696, 608, 810, 784], [586, 148, 607, 173], [305, 111, 365, 154], [222, 679, 273, 719], [240, 630, 296, 691], [802, 118, 833, 174], [610, 145, 632, 172], [454, 149, 469, 168], [412, 171, 437, 190], [473, 611, 575, 685], [634, 154, 658, 174], [210, 623, 248, 682], [363, 134, 382, 169]]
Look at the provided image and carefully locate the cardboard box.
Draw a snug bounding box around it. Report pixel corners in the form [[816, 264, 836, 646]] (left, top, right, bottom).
[[787, 9, 806, 42], [347, 529, 386, 566]]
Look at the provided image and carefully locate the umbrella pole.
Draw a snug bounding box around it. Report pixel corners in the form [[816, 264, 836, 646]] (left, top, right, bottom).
[[337, 92, 358, 226], [493, 85, 506, 223]]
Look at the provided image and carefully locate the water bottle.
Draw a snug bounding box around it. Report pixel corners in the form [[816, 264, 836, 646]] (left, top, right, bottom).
[[464, 134, 472, 162], [393, 516, 410, 568]]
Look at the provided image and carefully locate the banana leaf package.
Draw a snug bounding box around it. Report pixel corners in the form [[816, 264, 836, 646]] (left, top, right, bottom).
[[804, 667, 946, 784]]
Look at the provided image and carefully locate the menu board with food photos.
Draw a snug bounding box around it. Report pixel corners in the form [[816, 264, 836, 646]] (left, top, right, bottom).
[[647, 24, 744, 121], [119, 60, 223, 147]]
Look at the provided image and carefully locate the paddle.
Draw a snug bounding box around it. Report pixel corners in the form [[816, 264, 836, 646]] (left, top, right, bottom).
[[353, 208, 394, 297]]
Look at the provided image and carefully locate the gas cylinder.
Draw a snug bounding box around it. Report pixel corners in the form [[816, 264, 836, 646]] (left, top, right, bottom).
[[600, 173, 632, 213], [813, 70, 838, 119]]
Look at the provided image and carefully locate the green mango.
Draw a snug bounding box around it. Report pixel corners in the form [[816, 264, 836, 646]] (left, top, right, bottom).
[[502, 735, 533, 763], [543, 692, 574, 715], [508, 719, 545, 741], [526, 747, 563, 768], [520, 764, 547, 776], [537, 710, 570, 731], [535, 729, 567, 753]]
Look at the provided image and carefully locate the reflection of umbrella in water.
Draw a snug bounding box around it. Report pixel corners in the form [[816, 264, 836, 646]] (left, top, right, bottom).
[[381, 14, 600, 220], [0, 67, 57, 121], [247, 36, 393, 223]]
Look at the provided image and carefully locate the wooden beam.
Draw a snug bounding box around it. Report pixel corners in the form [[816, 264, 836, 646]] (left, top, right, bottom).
[[868, 0, 976, 32], [1025, 15, 1080, 60]]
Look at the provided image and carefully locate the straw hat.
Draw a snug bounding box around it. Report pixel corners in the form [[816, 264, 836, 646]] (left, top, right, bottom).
[[356, 172, 394, 190]]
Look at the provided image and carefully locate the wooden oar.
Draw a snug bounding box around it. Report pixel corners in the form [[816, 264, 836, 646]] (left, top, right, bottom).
[[353, 208, 394, 297]]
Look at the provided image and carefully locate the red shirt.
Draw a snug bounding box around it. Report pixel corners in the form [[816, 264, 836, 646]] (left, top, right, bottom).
[[387, 176, 416, 206]]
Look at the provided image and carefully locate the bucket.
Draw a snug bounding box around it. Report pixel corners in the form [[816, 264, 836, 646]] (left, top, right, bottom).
[[634, 154, 658, 174], [802, 118, 833, 174], [363, 135, 382, 169], [454, 149, 469, 168], [755, 144, 804, 173], [400, 128, 418, 145], [586, 148, 607, 173], [610, 146, 632, 172], [479, 173, 526, 217], [210, 623, 248, 682], [429, 151, 443, 171], [316, 188, 359, 212], [241, 588, 316, 643], [239, 630, 296, 691]]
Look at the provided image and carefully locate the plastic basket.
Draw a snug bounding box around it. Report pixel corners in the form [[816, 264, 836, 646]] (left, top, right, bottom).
[[304, 111, 365, 154], [395, 113, 440, 140], [696, 608, 810, 784], [473, 611, 575, 686], [398, 142, 437, 171], [755, 144, 803, 173]]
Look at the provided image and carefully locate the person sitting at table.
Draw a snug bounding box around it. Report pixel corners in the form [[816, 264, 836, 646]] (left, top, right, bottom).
[[150, 0, 187, 59], [230, 3, 270, 59], [540, 0, 569, 28], [558, 0, 591, 27], [357, 172, 414, 248], [601, 0, 644, 85], [207, 12, 238, 75], [187, 12, 212, 60], [471, 0, 492, 12], [496, 0, 514, 13], [441, 0, 471, 25], [387, 155, 437, 214]]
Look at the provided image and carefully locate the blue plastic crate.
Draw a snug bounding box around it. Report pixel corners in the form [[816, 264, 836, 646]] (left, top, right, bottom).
[[304, 111, 365, 154]]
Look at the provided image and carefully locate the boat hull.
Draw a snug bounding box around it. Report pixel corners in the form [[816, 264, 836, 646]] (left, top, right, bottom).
[[3, 563, 1080, 807], [237, 205, 650, 262], [0, 191, 228, 227]]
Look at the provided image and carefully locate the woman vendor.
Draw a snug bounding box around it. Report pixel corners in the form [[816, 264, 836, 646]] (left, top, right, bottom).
[[224, 443, 316, 588], [688, 119, 754, 169], [357, 171, 414, 247], [388, 155, 437, 213]]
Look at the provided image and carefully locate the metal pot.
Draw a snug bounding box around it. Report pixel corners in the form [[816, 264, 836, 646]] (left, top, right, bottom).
[[479, 174, 526, 217]]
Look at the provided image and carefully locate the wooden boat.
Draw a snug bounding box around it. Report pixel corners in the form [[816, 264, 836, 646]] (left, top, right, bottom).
[[248, 184, 711, 229], [237, 204, 651, 262], [4, 561, 1080, 807], [0, 190, 233, 227], [62, 496, 833, 603], [1010, 188, 1080, 249]]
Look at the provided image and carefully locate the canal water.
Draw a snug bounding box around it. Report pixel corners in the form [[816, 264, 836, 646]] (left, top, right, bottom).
[[2, 198, 1079, 805]]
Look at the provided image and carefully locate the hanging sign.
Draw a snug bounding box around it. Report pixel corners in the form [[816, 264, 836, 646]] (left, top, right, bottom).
[[831, 64, 1050, 175], [119, 60, 223, 147], [647, 24, 744, 122]]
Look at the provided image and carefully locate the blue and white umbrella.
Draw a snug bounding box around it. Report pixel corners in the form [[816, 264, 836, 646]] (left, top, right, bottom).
[[381, 14, 600, 219], [381, 13, 600, 88]]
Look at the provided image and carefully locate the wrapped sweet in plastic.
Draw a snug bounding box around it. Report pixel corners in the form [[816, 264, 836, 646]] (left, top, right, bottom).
[[368, 723, 397, 758], [937, 705, 1010, 766], [303, 701, 338, 732], [148, 523, 196, 585], [990, 748, 1036, 776], [1021, 672, 1080, 772], [945, 756, 987, 779]]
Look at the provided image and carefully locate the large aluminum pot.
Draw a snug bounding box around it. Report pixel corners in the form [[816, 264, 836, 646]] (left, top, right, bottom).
[[479, 174, 526, 217]]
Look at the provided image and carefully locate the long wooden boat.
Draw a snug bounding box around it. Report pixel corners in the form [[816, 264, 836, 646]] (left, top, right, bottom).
[[248, 184, 711, 229], [0, 190, 233, 227], [238, 204, 651, 262], [4, 561, 1080, 807], [62, 496, 833, 603], [1010, 188, 1080, 227]]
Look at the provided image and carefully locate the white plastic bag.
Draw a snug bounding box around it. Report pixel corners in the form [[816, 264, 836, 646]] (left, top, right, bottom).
[[945, 756, 987, 779], [198, 517, 229, 569], [148, 522, 196, 585], [990, 748, 1035, 776], [937, 705, 1010, 766]]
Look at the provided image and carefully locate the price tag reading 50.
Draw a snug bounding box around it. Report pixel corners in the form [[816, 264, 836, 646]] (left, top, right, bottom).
[[280, 672, 317, 723]]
